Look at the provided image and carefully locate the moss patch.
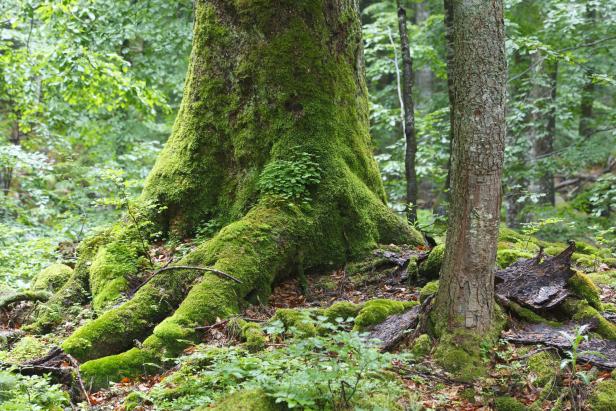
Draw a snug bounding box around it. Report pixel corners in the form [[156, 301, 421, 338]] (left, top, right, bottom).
[[527, 351, 559, 387], [353, 299, 417, 331], [206, 389, 281, 411], [419, 280, 439, 303], [589, 379, 616, 411], [419, 244, 444, 279], [496, 249, 534, 269], [271, 308, 318, 337], [568, 270, 602, 310], [561, 299, 616, 340], [410, 334, 431, 357], [494, 396, 527, 411], [323, 300, 362, 322], [31, 264, 72, 292]]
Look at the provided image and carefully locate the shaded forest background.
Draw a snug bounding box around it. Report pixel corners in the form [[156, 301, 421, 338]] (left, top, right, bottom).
[[1, 0, 614, 287]]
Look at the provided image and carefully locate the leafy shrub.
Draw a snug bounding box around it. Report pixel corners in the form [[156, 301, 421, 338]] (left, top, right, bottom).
[[258, 150, 321, 204], [0, 370, 69, 410], [148, 319, 406, 410]]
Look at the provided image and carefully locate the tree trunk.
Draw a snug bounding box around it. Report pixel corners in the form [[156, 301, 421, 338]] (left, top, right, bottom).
[[431, 0, 506, 379], [579, 70, 594, 139], [396, 0, 418, 224], [32, 0, 423, 389], [442, 0, 454, 203]]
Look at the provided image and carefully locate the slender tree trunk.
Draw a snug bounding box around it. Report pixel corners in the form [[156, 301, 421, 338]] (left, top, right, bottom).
[[541, 61, 558, 205], [442, 0, 454, 203], [433, 0, 506, 338], [396, 0, 418, 224]]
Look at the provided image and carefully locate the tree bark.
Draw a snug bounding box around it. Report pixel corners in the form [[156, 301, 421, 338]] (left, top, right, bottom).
[[32, 0, 423, 389], [396, 0, 418, 224], [433, 0, 506, 334], [442, 0, 454, 203], [412, 2, 433, 106]]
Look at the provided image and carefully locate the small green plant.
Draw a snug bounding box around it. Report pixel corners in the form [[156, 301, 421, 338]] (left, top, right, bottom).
[[520, 217, 564, 250], [148, 318, 405, 410], [257, 149, 321, 204], [560, 325, 605, 410], [0, 370, 70, 410]]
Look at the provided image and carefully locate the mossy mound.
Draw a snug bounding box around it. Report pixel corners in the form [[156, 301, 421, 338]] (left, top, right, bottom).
[[410, 334, 431, 357], [206, 390, 281, 411], [419, 280, 439, 303], [496, 249, 534, 269], [433, 331, 487, 383], [561, 299, 616, 340], [527, 351, 559, 387], [418, 244, 444, 280], [5, 336, 48, 363], [271, 308, 318, 337], [494, 396, 527, 411], [568, 271, 602, 310], [322, 300, 362, 321], [31, 264, 72, 292], [589, 379, 616, 411], [353, 299, 417, 331]]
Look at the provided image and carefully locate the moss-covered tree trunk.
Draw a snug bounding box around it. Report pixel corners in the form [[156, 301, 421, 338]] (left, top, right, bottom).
[[30, 0, 422, 388], [430, 0, 507, 380]]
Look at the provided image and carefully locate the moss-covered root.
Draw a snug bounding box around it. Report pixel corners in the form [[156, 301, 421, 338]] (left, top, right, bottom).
[[418, 244, 444, 279], [64, 206, 303, 365], [0, 290, 51, 310], [25, 233, 109, 333], [561, 298, 616, 340]]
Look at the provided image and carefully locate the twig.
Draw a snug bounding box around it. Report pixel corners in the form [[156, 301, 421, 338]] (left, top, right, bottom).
[[66, 354, 91, 406], [195, 319, 229, 331]]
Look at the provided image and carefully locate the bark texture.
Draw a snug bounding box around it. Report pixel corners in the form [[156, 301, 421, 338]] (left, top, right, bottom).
[[432, 0, 507, 334], [31, 0, 423, 389]]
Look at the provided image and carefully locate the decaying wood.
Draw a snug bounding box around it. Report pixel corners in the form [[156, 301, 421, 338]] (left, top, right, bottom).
[[495, 242, 576, 310], [368, 304, 420, 351], [504, 321, 616, 369], [372, 247, 427, 283]]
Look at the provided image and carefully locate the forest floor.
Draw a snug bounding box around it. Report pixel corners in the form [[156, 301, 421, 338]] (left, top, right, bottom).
[[84, 258, 616, 411], [3, 230, 616, 410]]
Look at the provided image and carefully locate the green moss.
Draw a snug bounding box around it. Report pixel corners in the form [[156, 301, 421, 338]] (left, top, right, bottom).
[[561, 299, 616, 340], [527, 351, 559, 387], [271, 308, 317, 336], [503, 299, 560, 326], [323, 301, 362, 321], [419, 280, 439, 303], [31, 264, 72, 292], [497, 249, 534, 269], [410, 334, 431, 357], [499, 227, 527, 243], [589, 379, 616, 411], [123, 391, 147, 411], [588, 271, 616, 287], [494, 396, 527, 411], [568, 271, 602, 310], [241, 321, 267, 352], [419, 244, 444, 279], [79, 347, 160, 390], [353, 299, 417, 331], [205, 389, 281, 411]]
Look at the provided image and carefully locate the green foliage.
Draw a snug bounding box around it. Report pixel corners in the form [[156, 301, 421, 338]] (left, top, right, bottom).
[[147, 320, 406, 410], [258, 150, 322, 204], [0, 371, 69, 410], [494, 396, 527, 411]]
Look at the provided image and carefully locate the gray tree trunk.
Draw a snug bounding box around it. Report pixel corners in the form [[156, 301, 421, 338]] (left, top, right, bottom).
[[433, 0, 507, 333], [396, 0, 418, 224]]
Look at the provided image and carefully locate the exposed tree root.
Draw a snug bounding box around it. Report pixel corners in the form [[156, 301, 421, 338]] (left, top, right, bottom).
[[0, 290, 51, 309]]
